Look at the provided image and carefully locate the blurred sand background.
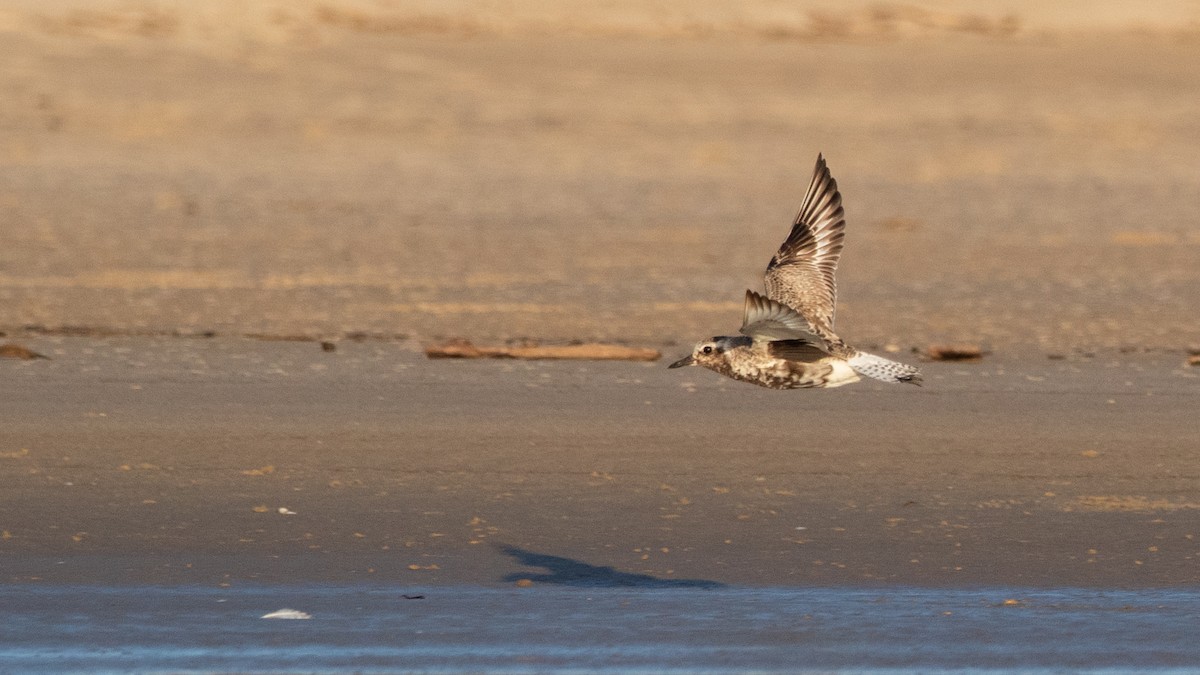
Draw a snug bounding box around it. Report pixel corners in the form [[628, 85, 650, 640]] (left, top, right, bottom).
[[1, 0, 1198, 350], [2, 3, 1200, 590]]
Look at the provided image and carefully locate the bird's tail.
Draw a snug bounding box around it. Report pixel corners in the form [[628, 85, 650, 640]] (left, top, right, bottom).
[[847, 351, 922, 385]]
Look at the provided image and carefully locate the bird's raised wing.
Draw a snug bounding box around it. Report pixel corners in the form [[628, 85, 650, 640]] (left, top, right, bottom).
[[739, 290, 825, 344], [763, 153, 846, 340]]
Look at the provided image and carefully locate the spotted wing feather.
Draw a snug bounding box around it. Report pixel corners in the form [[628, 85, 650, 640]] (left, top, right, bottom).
[[764, 154, 846, 344]]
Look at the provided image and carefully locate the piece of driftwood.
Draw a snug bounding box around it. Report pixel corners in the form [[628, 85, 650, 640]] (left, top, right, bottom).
[[425, 339, 660, 362], [923, 344, 985, 361], [0, 343, 49, 360]]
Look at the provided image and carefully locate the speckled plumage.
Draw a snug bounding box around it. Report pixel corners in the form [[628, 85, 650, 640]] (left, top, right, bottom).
[[669, 154, 921, 389]]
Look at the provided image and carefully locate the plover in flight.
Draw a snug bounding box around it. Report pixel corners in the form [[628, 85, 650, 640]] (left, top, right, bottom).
[[669, 154, 921, 389]]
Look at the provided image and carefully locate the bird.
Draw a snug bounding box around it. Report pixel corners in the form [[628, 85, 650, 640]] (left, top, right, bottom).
[[668, 154, 921, 389]]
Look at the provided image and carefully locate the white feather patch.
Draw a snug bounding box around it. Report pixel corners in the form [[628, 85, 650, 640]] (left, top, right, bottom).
[[847, 352, 922, 384], [822, 359, 861, 388]]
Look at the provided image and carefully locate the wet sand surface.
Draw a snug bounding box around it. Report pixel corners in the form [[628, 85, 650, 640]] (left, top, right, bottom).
[[5, 585, 1200, 672], [3, 338, 1198, 587]]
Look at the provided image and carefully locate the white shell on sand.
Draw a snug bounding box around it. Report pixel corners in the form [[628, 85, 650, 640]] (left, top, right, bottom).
[[261, 609, 312, 620]]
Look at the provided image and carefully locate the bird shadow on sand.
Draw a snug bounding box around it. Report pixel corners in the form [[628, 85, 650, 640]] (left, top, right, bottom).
[[497, 544, 725, 589]]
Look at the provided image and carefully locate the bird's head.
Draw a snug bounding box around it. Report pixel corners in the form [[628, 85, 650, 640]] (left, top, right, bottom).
[[668, 337, 734, 369]]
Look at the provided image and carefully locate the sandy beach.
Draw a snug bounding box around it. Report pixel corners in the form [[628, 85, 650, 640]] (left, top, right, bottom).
[[3, 337, 1198, 587], [2, 2, 1200, 667], [1, 3, 1198, 350], [1, 4, 1200, 670]]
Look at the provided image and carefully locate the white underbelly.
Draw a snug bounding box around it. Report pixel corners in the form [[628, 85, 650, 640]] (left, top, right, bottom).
[[822, 359, 861, 388]]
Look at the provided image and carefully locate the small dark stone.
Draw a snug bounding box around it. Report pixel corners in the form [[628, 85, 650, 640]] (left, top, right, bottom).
[[924, 344, 985, 361]]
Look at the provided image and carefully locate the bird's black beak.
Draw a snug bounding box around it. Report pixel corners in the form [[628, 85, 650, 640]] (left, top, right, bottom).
[[668, 354, 695, 369]]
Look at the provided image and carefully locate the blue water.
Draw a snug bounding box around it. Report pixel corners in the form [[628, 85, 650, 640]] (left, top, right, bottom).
[[3, 585, 1199, 673]]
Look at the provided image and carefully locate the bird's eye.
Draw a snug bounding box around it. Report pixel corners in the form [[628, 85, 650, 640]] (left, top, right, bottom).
[[702, 345, 714, 355]]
